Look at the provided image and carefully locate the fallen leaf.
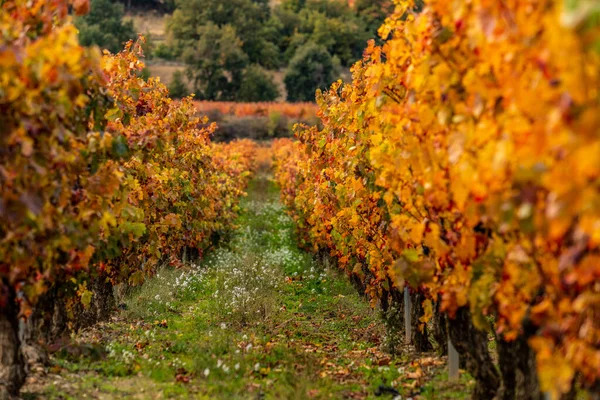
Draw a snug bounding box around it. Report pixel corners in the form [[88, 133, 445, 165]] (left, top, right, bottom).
[[406, 367, 423, 379], [377, 356, 391, 366]]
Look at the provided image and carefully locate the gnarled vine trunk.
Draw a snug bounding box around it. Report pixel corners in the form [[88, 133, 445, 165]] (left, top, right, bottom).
[[379, 286, 404, 354], [448, 307, 500, 400], [432, 301, 448, 356], [495, 333, 543, 400], [21, 276, 115, 378], [411, 292, 433, 352], [0, 286, 25, 400], [71, 277, 115, 331]]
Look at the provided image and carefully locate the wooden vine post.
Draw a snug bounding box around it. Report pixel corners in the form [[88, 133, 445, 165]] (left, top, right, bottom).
[[404, 287, 412, 344], [448, 336, 460, 381]]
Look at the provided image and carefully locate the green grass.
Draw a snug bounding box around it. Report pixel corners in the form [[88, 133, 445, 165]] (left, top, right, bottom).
[[22, 172, 473, 399]]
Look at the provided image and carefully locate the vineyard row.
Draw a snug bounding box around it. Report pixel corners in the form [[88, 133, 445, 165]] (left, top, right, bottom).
[[272, 1, 599, 399], [0, 2, 256, 397]]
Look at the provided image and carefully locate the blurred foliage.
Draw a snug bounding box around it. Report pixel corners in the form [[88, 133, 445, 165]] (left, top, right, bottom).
[[284, 42, 334, 102], [75, 0, 136, 53], [238, 65, 280, 102], [117, 0, 177, 12], [153, 42, 178, 60], [76, 0, 396, 102], [168, 70, 189, 99], [169, 0, 274, 67], [167, 0, 391, 101], [182, 23, 248, 101], [562, 0, 600, 52]]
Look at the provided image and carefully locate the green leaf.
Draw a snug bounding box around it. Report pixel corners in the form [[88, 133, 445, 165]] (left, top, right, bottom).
[[106, 107, 122, 122], [111, 134, 129, 158], [120, 222, 146, 238], [401, 249, 420, 263], [129, 270, 145, 286], [80, 289, 93, 308]]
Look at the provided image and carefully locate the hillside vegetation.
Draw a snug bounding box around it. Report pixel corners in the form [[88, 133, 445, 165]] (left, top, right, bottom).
[[76, 0, 393, 102]]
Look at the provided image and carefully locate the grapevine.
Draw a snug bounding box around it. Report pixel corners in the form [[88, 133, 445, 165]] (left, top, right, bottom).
[[273, 0, 600, 397], [0, 1, 255, 395]]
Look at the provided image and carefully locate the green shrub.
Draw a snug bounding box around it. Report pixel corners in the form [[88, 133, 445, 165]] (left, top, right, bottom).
[[238, 65, 280, 102], [153, 43, 178, 61], [182, 23, 248, 101], [75, 0, 136, 53], [212, 115, 298, 142], [268, 111, 282, 137], [284, 42, 334, 102], [168, 70, 189, 99]]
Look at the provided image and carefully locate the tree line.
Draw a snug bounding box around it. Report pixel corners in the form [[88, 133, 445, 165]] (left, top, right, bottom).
[[75, 0, 394, 102]]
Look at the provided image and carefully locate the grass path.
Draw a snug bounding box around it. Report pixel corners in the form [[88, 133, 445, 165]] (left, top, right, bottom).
[[22, 173, 472, 399]]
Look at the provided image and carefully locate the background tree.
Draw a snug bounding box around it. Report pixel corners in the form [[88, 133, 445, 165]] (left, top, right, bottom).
[[238, 65, 280, 102], [73, 0, 399, 104], [268, 0, 373, 67], [168, 70, 189, 99], [164, 0, 395, 102], [354, 0, 395, 40], [183, 24, 248, 101], [170, 0, 275, 67], [75, 0, 136, 53], [117, 0, 177, 12], [304, 9, 368, 66], [284, 42, 334, 102]]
